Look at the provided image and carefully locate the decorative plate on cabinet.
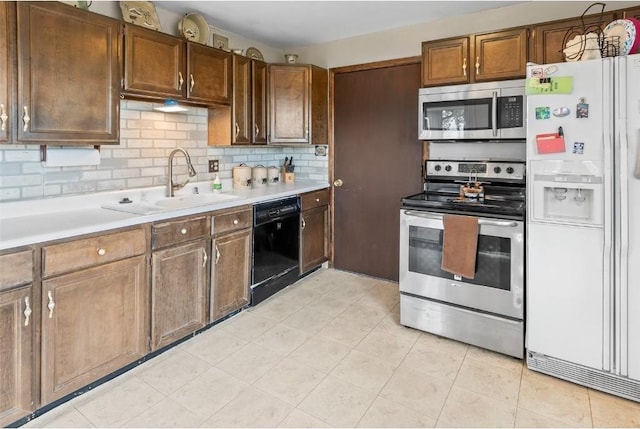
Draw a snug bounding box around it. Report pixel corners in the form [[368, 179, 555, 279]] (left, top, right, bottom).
[[120, 1, 161, 31], [245, 47, 264, 61], [178, 12, 210, 44], [603, 19, 637, 56]]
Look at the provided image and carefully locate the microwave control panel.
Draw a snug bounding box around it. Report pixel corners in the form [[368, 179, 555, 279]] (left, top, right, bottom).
[[498, 96, 523, 129]]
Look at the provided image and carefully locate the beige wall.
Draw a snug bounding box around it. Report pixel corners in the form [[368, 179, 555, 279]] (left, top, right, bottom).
[[289, 1, 638, 68]]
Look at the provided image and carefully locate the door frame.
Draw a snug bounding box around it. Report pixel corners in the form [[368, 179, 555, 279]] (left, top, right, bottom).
[[328, 56, 423, 268]]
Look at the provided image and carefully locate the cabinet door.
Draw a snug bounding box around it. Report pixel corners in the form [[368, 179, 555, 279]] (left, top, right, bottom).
[[233, 55, 251, 144], [16, 2, 120, 144], [151, 240, 208, 350], [0, 286, 34, 427], [123, 23, 185, 99], [300, 205, 329, 274], [41, 256, 148, 404], [187, 43, 232, 105], [421, 37, 470, 87], [252, 60, 268, 144], [269, 65, 310, 144], [474, 28, 528, 82], [211, 228, 251, 321], [532, 14, 614, 64], [624, 6, 640, 20], [0, 2, 14, 144]]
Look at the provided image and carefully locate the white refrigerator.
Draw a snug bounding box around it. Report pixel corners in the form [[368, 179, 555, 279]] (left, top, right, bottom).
[[526, 54, 640, 401]]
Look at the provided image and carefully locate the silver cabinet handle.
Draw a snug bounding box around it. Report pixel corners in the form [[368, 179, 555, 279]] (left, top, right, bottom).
[[475, 56, 480, 75], [190, 74, 195, 92], [462, 58, 467, 77], [315, 198, 320, 202], [24, 297, 32, 327], [178, 72, 184, 90], [181, 228, 187, 235], [23, 106, 30, 132], [233, 219, 238, 225], [47, 291, 55, 318], [203, 249, 208, 268], [301, 217, 306, 230], [215, 244, 220, 264], [97, 248, 106, 256], [235, 122, 240, 139], [333, 179, 343, 187], [255, 124, 259, 138], [0, 104, 7, 131]]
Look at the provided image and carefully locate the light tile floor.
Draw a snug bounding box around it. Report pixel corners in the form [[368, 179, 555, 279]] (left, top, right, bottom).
[[25, 269, 640, 428]]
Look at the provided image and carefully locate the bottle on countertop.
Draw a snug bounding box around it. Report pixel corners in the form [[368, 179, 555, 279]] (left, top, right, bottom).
[[212, 174, 222, 193]]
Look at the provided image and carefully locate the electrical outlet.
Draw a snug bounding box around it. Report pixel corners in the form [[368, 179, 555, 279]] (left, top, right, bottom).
[[208, 159, 219, 173]]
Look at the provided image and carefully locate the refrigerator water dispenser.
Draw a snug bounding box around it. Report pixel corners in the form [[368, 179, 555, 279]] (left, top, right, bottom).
[[529, 160, 604, 226]]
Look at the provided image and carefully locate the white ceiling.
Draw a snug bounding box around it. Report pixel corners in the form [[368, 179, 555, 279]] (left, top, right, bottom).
[[157, 1, 525, 49]]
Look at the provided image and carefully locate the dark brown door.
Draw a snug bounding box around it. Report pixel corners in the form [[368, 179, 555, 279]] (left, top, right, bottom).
[[233, 55, 251, 144], [187, 43, 232, 105], [333, 62, 423, 281], [252, 60, 268, 144], [0, 2, 15, 144]]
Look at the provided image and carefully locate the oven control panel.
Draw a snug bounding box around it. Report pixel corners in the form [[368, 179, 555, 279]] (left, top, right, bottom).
[[426, 160, 525, 180]]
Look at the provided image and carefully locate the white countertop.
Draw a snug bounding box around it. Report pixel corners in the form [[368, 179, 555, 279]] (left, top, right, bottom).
[[0, 181, 329, 250]]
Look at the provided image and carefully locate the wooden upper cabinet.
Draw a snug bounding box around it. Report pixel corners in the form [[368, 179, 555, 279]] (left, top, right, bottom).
[[186, 42, 231, 105], [421, 37, 470, 87], [531, 13, 614, 64], [422, 28, 527, 86], [623, 6, 640, 20], [16, 2, 120, 144], [123, 24, 231, 106], [269, 64, 327, 144], [252, 60, 268, 144], [232, 55, 251, 144], [123, 23, 185, 99], [0, 2, 15, 144], [474, 28, 528, 82]]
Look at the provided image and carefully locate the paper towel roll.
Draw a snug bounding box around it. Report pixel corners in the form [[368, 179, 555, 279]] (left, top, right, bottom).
[[42, 148, 101, 167]]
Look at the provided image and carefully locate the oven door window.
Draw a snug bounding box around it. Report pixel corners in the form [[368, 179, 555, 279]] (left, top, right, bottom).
[[408, 225, 511, 291], [422, 98, 492, 132]]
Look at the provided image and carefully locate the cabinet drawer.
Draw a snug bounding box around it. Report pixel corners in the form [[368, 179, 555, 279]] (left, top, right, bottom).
[[212, 205, 252, 236], [43, 228, 146, 278], [0, 249, 33, 291], [152, 216, 209, 249], [301, 188, 330, 211]]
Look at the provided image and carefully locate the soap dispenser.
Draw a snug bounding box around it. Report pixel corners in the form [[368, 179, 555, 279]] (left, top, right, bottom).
[[212, 174, 222, 193]]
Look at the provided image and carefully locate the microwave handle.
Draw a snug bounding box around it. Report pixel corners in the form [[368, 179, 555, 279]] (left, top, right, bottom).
[[491, 91, 498, 137]]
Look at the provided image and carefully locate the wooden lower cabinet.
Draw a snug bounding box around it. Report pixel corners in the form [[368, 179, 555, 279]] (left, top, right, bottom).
[[40, 256, 148, 404], [211, 228, 251, 321], [210, 206, 252, 321], [151, 240, 208, 350], [300, 189, 330, 274], [300, 205, 329, 274], [0, 285, 34, 427]]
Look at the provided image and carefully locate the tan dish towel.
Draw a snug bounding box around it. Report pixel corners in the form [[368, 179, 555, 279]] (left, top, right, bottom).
[[441, 214, 479, 279]]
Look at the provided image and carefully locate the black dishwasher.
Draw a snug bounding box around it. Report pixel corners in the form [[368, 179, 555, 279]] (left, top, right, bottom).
[[251, 196, 300, 305]]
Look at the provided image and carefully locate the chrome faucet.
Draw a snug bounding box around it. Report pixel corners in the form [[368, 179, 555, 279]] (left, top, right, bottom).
[[167, 148, 197, 197]]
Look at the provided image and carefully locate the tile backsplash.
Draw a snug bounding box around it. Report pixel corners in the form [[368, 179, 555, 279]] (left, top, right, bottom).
[[0, 100, 328, 202]]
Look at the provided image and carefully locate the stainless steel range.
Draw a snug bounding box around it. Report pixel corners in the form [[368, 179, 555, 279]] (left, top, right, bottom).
[[399, 159, 526, 358]]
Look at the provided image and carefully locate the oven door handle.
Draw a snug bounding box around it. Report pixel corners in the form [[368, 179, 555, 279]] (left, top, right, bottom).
[[403, 210, 518, 227]]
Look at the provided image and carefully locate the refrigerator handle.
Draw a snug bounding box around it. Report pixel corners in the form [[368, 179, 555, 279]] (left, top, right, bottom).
[[491, 91, 498, 137], [617, 57, 630, 377]]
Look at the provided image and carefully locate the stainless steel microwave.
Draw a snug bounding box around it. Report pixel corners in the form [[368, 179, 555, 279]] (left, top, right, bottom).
[[418, 79, 526, 141]]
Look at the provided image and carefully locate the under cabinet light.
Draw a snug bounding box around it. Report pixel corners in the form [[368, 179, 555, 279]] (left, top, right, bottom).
[[153, 99, 189, 113]]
